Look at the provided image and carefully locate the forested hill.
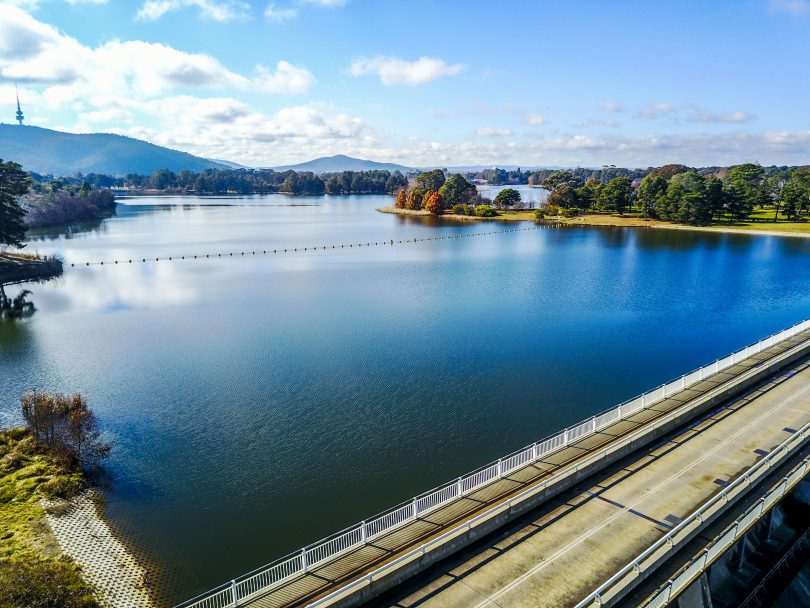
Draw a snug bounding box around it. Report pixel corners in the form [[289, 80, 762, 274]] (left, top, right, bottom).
[[0, 124, 227, 176]]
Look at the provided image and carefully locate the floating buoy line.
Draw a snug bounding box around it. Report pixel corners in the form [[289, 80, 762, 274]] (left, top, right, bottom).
[[69, 225, 549, 268]]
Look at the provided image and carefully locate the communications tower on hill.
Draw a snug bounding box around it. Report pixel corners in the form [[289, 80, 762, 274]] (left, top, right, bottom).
[[15, 85, 24, 126]]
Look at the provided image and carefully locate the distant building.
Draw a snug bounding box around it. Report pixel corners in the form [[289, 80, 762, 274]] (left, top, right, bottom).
[[15, 86, 24, 126]]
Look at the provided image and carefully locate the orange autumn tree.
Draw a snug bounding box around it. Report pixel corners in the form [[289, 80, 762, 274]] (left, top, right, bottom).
[[406, 188, 425, 210], [424, 191, 445, 215], [395, 189, 407, 209]]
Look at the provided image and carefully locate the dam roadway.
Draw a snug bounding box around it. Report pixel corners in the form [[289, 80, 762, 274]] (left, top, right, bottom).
[[177, 321, 810, 608], [376, 356, 810, 608]]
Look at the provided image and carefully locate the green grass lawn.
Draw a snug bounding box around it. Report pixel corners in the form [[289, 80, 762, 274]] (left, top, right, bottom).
[[0, 428, 98, 607], [706, 220, 810, 233], [709, 206, 809, 233]]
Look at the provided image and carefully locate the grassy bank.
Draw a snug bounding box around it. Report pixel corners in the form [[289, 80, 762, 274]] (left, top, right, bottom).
[[377, 206, 810, 238], [0, 428, 99, 607], [561, 212, 810, 237], [378, 205, 538, 222]]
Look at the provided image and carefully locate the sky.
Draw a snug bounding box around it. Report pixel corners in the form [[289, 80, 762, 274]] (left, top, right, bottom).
[[1, 0, 809, 168]]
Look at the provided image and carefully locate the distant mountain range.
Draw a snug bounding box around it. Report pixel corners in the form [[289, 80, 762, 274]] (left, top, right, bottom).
[[0, 124, 568, 177], [0, 124, 226, 176], [273, 154, 412, 173]]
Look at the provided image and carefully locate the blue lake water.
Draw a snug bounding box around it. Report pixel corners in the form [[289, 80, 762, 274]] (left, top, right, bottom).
[[1, 194, 809, 604]]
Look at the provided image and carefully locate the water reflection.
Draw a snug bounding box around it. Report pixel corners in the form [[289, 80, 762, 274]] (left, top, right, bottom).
[[27, 218, 109, 242]]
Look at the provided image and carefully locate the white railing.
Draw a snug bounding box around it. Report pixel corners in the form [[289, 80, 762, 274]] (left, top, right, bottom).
[[576, 426, 810, 608], [176, 318, 810, 608]]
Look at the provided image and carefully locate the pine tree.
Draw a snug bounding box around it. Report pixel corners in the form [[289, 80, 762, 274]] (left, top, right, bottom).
[[0, 160, 30, 248]]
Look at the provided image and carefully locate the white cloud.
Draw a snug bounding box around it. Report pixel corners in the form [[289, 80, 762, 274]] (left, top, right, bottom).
[[254, 61, 314, 93], [136, 0, 249, 22], [1, 4, 806, 170], [635, 102, 678, 120], [5, 0, 106, 7], [109, 99, 373, 167], [476, 127, 513, 137], [348, 56, 464, 86], [0, 5, 313, 96], [377, 130, 810, 169], [768, 0, 809, 16], [599, 100, 622, 113], [0, 5, 365, 168], [577, 118, 622, 128], [73, 107, 135, 132], [634, 102, 755, 124], [263, 0, 346, 21], [523, 113, 547, 125], [264, 3, 297, 21], [427, 102, 488, 119], [688, 109, 755, 124]]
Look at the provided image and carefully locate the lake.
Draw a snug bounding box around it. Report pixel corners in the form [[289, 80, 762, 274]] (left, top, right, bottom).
[[476, 183, 548, 207], [2, 193, 809, 605]]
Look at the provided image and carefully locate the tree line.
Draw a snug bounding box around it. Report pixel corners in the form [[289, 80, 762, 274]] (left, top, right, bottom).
[[62, 167, 410, 196], [456, 166, 645, 187], [538, 163, 810, 223]]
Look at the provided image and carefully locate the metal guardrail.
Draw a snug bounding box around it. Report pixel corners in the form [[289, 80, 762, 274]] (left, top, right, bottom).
[[176, 317, 810, 608], [579, 423, 810, 608]]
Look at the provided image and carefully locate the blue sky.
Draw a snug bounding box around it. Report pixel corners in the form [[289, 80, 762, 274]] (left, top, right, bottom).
[[1, 0, 809, 167]]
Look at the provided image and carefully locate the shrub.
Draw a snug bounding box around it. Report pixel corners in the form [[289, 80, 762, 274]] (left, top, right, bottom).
[[451, 204, 465, 215], [40, 475, 84, 499], [474, 205, 497, 217], [0, 557, 99, 608], [20, 392, 111, 473], [562, 207, 582, 218], [463, 204, 474, 216], [24, 190, 115, 229], [543, 204, 561, 217]]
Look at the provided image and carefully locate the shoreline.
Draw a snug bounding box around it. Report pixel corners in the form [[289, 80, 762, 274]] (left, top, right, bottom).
[[1, 426, 153, 607], [0, 252, 63, 285], [43, 490, 154, 608], [376, 206, 810, 239]]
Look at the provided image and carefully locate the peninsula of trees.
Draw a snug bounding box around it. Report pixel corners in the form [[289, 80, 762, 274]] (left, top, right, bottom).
[[392, 170, 501, 217]]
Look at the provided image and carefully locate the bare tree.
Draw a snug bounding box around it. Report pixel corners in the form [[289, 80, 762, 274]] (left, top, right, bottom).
[[21, 391, 111, 471]]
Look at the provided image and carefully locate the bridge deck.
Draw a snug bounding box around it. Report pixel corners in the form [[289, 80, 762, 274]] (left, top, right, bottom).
[[379, 356, 810, 608], [241, 329, 810, 608]]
